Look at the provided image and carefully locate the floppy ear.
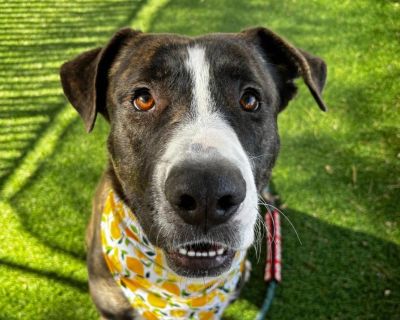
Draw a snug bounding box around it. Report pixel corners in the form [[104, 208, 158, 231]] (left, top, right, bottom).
[[241, 27, 328, 112], [60, 28, 140, 132]]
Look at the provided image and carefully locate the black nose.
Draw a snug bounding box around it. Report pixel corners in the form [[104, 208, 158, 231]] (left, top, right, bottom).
[[165, 161, 246, 228]]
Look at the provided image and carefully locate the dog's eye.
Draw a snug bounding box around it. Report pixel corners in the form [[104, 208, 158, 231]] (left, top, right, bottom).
[[132, 90, 155, 111], [240, 91, 259, 112]]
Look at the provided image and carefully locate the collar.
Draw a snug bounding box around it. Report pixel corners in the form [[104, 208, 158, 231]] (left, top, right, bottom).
[[101, 189, 246, 320]]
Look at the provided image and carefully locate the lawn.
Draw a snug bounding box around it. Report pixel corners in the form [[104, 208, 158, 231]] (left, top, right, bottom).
[[0, 0, 399, 319]]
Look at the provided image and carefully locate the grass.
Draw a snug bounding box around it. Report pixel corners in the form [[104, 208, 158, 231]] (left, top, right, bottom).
[[0, 0, 399, 319]]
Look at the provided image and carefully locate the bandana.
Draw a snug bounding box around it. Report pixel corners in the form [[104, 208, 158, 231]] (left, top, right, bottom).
[[101, 189, 246, 320]]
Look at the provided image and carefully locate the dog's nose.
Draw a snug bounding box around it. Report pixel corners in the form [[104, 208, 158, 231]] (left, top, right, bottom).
[[165, 161, 246, 227]]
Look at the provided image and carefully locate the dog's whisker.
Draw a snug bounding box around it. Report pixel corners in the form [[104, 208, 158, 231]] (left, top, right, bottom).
[[258, 195, 302, 245], [251, 212, 265, 263], [155, 224, 163, 249], [254, 212, 261, 252], [257, 207, 270, 260], [248, 152, 273, 160], [257, 195, 281, 267], [258, 195, 277, 244], [263, 203, 277, 263]]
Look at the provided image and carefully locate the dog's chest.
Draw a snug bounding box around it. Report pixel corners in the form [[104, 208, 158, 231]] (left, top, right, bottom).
[[101, 189, 246, 320]]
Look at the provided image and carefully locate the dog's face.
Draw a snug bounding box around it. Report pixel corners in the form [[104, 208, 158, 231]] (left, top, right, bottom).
[[61, 27, 327, 278]]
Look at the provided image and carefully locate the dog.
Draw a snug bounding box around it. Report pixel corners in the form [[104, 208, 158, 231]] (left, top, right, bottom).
[[60, 26, 327, 320]]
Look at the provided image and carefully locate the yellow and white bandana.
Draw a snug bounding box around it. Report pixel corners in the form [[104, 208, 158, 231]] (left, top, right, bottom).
[[101, 189, 246, 320]]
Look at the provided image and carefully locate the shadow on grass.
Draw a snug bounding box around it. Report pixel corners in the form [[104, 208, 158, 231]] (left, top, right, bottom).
[[11, 117, 109, 260], [0, 257, 88, 293], [225, 207, 400, 319], [0, 0, 147, 186]]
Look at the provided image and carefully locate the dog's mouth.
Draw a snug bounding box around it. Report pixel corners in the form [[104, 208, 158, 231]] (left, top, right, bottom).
[[165, 242, 236, 277]]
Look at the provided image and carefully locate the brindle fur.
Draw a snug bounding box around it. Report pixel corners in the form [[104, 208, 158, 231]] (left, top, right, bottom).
[[86, 173, 140, 319], [60, 27, 327, 319]]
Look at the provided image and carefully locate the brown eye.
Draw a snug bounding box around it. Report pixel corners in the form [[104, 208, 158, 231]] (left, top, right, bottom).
[[240, 92, 259, 112], [133, 91, 155, 111]]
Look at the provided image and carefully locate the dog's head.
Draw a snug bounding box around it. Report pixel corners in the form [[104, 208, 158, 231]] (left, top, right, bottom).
[[60, 27, 327, 277]]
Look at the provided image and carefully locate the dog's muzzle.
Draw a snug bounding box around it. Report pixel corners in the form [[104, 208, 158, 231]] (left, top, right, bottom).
[[162, 159, 247, 276]]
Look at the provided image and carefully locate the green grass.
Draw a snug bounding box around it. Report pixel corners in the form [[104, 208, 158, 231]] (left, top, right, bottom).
[[0, 0, 399, 319]]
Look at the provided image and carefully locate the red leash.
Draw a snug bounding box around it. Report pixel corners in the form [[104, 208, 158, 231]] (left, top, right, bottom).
[[256, 187, 282, 320], [265, 209, 282, 283]]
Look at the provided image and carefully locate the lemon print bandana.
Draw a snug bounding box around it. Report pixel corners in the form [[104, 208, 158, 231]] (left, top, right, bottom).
[[101, 189, 246, 320]]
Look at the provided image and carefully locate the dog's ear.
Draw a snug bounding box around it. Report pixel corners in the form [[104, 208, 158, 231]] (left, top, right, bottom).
[[241, 27, 328, 112], [60, 28, 140, 132]]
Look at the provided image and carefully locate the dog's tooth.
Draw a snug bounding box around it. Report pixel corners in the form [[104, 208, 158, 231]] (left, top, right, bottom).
[[179, 248, 187, 255], [188, 251, 195, 257], [201, 252, 208, 257], [217, 248, 224, 255], [208, 251, 216, 257], [195, 252, 202, 257]]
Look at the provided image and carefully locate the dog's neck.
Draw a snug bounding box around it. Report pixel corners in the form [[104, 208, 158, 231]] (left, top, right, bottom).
[[107, 163, 126, 200]]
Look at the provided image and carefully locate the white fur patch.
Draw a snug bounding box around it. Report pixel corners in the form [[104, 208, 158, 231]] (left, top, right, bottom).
[[154, 45, 258, 251], [185, 46, 213, 116]]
